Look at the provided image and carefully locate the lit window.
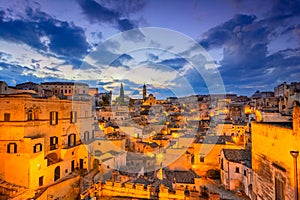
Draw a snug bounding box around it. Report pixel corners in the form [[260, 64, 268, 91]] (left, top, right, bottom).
[[70, 111, 77, 124], [7, 143, 17, 153], [50, 111, 58, 125], [50, 136, 58, 150], [68, 134, 76, 147], [33, 143, 42, 153]]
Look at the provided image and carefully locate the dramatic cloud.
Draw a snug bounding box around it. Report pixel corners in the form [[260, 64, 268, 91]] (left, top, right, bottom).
[[0, 0, 299, 97], [0, 7, 90, 59], [77, 0, 143, 31], [199, 7, 300, 94]]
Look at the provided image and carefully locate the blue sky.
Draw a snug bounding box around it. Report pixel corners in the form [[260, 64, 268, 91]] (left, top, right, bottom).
[[0, 0, 299, 98]]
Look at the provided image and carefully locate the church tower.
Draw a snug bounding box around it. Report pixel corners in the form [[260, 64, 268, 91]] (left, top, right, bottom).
[[120, 83, 124, 102], [143, 83, 146, 99]]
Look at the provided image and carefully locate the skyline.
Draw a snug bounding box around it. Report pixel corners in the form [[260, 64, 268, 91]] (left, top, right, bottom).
[[0, 0, 299, 98]]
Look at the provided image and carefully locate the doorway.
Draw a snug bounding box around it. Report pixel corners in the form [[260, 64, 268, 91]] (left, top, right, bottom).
[[39, 176, 43, 187], [79, 159, 84, 169], [71, 160, 75, 172], [54, 166, 60, 181]]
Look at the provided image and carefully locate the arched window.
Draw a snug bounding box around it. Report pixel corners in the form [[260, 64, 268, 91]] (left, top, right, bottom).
[[27, 110, 34, 121], [84, 131, 89, 141], [68, 134, 76, 147], [54, 166, 60, 181]]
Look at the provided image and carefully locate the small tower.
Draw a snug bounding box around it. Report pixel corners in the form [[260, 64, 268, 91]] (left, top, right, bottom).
[[120, 83, 124, 102], [143, 83, 147, 99]]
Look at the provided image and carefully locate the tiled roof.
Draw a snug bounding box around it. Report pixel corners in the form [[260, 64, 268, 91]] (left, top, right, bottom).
[[164, 169, 200, 184], [222, 149, 251, 167]]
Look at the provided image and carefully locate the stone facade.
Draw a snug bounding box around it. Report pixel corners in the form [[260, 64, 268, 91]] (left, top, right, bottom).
[[0, 93, 95, 194], [251, 106, 300, 200]]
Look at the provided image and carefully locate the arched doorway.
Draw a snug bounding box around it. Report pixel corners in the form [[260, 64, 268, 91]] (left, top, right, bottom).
[[54, 166, 60, 181]]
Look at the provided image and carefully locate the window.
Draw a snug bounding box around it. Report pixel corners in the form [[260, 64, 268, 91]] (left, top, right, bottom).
[[220, 158, 224, 170], [68, 134, 76, 147], [92, 130, 95, 140], [4, 113, 10, 121], [7, 143, 17, 153], [275, 177, 285, 200], [65, 90, 67, 93], [69, 90, 71, 93], [244, 169, 247, 176], [84, 131, 89, 141], [200, 156, 205, 162], [235, 167, 240, 173], [50, 111, 58, 125], [95, 150, 102, 156], [70, 111, 77, 124], [28, 110, 34, 121], [50, 136, 58, 150], [39, 176, 43, 187], [33, 143, 42, 153], [54, 166, 60, 181]]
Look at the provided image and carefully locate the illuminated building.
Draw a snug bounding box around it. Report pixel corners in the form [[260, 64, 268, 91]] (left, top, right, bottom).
[[0, 90, 95, 198], [251, 105, 300, 200], [220, 149, 252, 196]]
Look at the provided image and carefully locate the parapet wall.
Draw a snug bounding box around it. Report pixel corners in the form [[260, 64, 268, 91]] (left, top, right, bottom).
[[80, 180, 220, 200]]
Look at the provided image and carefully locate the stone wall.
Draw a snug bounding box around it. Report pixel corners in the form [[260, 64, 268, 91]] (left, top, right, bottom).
[[251, 118, 300, 200]]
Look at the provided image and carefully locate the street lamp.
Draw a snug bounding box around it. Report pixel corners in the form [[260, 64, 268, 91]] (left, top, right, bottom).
[[290, 150, 299, 200]]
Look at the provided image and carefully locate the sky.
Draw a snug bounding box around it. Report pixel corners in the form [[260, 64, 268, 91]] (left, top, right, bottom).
[[0, 0, 299, 99]]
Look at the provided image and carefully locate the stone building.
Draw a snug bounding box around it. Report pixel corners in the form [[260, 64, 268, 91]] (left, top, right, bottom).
[[275, 81, 300, 115], [220, 149, 252, 196], [251, 105, 300, 200], [143, 94, 157, 106], [0, 92, 95, 198], [40, 81, 89, 97]]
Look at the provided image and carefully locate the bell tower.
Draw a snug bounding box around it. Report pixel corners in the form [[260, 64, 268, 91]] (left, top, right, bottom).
[[143, 84, 146, 99]]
